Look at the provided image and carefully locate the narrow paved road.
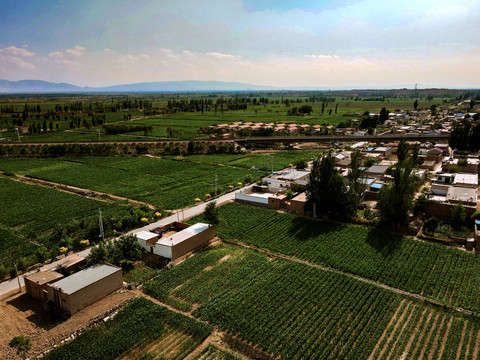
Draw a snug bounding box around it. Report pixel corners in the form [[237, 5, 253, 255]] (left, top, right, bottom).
[[0, 187, 241, 297]]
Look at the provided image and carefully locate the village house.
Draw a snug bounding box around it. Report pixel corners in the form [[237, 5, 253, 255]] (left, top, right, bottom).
[[135, 222, 215, 261]]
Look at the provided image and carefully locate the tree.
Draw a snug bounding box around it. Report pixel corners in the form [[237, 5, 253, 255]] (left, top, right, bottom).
[[347, 150, 366, 208], [379, 107, 389, 124], [414, 100, 418, 110], [9, 335, 31, 358], [203, 201, 220, 226], [86, 241, 108, 265], [287, 107, 298, 116], [294, 159, 308, 170], [397, 138, 409, 162], [86, 235, 141, 268], [307, 152, 354, 219], [116, 234, 142, 263], [298, 105, 313, 114], [377, 156, 418, 229], [451, 202, 466, 229]]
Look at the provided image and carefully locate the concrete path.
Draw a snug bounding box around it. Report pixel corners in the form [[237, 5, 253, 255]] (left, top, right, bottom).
[[0, 186, 243, 297]]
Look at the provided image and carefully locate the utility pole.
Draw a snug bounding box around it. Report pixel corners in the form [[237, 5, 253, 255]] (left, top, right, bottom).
[[13, 262, 22, 292], [98, 208, 104, 241]]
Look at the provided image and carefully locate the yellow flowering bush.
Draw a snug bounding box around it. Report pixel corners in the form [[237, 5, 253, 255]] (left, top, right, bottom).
[[155, 211, 162, 217], [59, 247, 68, 253], [205, 193, 211, 198], [79, 239, 90, 247], [194, 198, 201, 202], [141, 217, 149, 222]]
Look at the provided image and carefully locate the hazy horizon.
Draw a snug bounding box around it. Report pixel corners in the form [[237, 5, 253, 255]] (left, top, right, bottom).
[[1, 0, 479, 88]]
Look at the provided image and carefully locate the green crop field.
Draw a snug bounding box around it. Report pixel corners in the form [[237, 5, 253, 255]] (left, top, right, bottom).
[[0, 176, 129, 267], [168, 150, 323, 170], [189, 202, 480, 313], [0, 177, 125, 236], [0, 157, 267, 209], [42, 297, 212, 360], [144, 244, 480, 359]]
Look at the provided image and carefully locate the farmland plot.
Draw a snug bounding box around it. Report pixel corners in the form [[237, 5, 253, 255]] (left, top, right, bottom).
[[42, 297, 212, 360], [0, 177, 128, 267], [169, 150, 323, 170], [0, 157, 263, 209], [190, 203, 480, 313], [145, 244, 480, 359]]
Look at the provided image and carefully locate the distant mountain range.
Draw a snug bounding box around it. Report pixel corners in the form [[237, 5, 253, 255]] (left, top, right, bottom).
[[0, 79, 279, 93]]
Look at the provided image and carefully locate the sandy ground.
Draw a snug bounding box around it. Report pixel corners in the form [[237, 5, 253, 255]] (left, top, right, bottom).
[[0, 288, 136, 359]]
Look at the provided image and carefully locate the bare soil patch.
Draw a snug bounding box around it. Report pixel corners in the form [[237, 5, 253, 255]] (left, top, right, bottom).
[[0, 289, 135, 359]]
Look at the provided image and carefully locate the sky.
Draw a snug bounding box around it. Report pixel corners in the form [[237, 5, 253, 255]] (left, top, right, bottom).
[[0, 0, 479, 89]]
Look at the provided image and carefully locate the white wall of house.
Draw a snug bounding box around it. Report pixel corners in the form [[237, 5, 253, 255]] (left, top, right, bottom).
[[236, 193, 269, 205], [153, 244, 172, 258]]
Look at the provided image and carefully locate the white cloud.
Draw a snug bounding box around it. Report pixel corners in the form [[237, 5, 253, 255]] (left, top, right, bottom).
[[66, 45, 86, 57], [112, 53, 150, 64], [206, 52, 235, 59], [0, 46, 34, 57], [48, 51, 64, 59], [304, 54, 340, 59], [0, 46, 36, 72], [160, 48, 179, 59]]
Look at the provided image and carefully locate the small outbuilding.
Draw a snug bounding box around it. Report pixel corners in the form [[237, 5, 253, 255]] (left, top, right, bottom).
[[24, 270, 65, 302], [57, 255, 86, 276], [46, 264, 122, 315], [136, 222, 215, 261]]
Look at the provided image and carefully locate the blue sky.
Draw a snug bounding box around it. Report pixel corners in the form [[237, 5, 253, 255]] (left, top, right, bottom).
[[0, 0, 479, 88]]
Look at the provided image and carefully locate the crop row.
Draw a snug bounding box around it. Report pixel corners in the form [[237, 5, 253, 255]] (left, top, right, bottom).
[[43, 297, 212, 360], [146, 244, 480, 359], [198, 203, 480, 312], [0, 157, 263, 209], [0, 177, 126, 235], [172, 150, 323, 170], [146, 244, 401, 359], [0, 224, 37, 268]]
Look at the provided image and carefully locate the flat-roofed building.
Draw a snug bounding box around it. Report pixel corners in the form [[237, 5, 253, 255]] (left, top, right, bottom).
[[285, 192, 307, 215], [453, 173, 478, 188], [57, 255, 86, 276], [136, 222, 215, 261], [365, 165, 389, 179], [24, 270, 65, 302], [446, 186, 478, 205], [46, 264, 122, 315]]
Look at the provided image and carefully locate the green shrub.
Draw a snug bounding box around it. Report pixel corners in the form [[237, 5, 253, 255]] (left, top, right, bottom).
[[423, 217, 439, 234]]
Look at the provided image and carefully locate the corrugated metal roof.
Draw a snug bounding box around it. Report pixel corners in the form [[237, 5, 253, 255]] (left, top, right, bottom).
[[51, 264, 120, 295]]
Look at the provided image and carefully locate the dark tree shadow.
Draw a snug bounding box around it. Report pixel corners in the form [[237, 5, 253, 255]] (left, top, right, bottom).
[[286, 216, 349, 242], [364, 226, 403, 256]]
